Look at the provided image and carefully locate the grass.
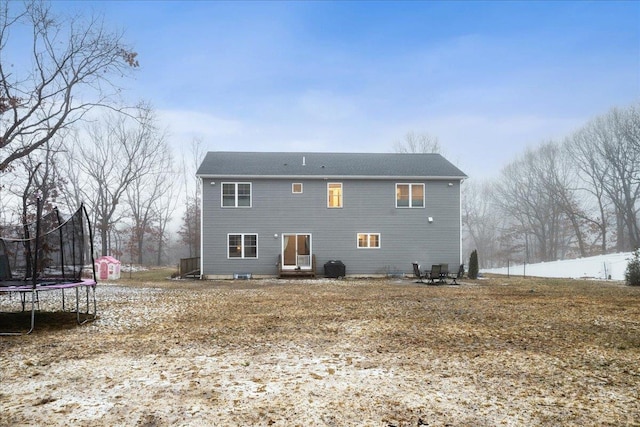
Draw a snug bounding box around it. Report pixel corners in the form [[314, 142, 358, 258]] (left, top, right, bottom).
[[112, 266, 177, 284], [2, 275, 639, 425]]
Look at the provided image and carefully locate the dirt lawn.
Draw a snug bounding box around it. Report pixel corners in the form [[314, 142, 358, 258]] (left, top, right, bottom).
[[1, 276, 639, 426]]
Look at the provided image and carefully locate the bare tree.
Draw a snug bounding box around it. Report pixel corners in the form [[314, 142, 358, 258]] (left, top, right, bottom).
[[624, 103, 640, 153], [16, 140, 65, 221], [0, 129, 65, 230], [462, 179, 502, 268], [574, 106, 640, 251], [393, 131, 442, 154], [0, 0, 138, 173], [153, 174, 182, 265], [605, 106, 640, 250], [494, 146, 570, 262], [178, 139, 205, 258], [538, 142, 590, 258], [69, 104, 163, 257], [125, 115, 173, 264], [57, 129, 86, 214], [179, 196, 200, 258], [564, 124, 613, 254]]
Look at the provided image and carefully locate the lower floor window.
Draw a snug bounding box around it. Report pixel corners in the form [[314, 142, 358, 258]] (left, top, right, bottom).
[[357, 233, 380, 248], [228, 234, 258, 258]]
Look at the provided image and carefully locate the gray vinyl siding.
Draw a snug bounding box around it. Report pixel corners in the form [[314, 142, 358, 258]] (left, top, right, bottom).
[[201, 177, 462, 277]]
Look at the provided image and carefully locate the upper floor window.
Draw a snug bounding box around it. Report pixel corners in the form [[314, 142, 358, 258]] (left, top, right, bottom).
[[328, 183, 343, 208], [357, 233, 380, 249], [222, 182, 252, 207], [292, 183, 303, 194], [396, 183, 424, 208]]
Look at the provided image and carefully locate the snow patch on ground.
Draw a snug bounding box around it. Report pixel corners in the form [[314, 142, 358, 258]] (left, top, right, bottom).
[[482, 252, 632, 280]]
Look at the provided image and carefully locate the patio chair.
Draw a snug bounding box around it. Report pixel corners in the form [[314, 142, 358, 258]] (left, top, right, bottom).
[[427, 264, 441, 285], [439, 263, 449, 284], [412, 262, 427, 283], [450, 264, 464, 285]]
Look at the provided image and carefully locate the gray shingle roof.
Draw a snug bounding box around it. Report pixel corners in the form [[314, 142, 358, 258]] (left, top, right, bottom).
[[196, 151, 467, 179]]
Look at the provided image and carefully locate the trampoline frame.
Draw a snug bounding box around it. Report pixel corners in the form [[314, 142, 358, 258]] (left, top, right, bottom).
[[0, 202, 97, 335], [0, 279, 97, 335]]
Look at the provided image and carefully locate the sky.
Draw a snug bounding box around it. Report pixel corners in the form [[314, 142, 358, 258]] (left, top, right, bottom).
[[52, 0, 639, 180]]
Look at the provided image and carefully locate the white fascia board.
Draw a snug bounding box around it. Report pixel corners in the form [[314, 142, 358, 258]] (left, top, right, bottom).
[[196, 174, 467, 180]]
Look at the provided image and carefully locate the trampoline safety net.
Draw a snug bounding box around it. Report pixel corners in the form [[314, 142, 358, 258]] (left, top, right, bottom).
[[0, 205, 94, 285]]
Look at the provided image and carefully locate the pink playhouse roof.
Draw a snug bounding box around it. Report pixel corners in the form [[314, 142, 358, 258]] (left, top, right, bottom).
[[96, 256, 121, 264]]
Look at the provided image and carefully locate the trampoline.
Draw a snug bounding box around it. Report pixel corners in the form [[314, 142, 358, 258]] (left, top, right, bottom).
[[0, 202, 97, 335]]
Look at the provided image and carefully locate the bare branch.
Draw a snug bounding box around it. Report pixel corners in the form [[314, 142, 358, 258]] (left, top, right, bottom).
[[393, 131, 442, 154], [0, 0, 138, 171]]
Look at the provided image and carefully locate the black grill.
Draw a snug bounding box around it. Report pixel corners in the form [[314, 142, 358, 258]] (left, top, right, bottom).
[[324, 260, 345, 278]]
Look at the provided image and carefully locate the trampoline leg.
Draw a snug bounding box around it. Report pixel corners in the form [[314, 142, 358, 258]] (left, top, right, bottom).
[[76, 284, 97, 325], [21, 291, 40, 312], [75, 286, 80, 323], [27, 289, 35, 334], [0, 289, 36, 336]]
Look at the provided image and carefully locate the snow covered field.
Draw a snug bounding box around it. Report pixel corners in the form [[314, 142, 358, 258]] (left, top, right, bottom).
[[482, 252, 632, 281], [2, 276, 639, 425]]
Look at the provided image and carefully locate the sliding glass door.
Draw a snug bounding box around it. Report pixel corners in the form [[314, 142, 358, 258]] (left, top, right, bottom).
[[282, 234, 312, 269]]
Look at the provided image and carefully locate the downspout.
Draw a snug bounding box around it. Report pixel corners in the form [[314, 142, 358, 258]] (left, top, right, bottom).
[[199, 176, 204, 280], [459, 179, 464, 266]]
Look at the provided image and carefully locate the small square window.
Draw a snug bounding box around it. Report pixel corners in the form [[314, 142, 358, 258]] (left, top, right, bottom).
[[292, 183, 303, 194]]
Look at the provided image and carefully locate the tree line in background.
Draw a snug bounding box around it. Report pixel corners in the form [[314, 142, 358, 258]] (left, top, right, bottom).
[[0, 1, 200, 266], [3, 2, 638, 271], [463, 103, 640, 268]]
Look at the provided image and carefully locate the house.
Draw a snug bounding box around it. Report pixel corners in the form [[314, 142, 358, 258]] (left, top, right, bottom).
[[196, 151, 467, 279]]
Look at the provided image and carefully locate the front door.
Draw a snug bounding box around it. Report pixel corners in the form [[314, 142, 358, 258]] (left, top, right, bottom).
[[282, 234, 312, 270]]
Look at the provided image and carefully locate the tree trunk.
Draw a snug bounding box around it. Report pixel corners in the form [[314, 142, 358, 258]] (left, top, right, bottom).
[[100, 222, 108, 257]]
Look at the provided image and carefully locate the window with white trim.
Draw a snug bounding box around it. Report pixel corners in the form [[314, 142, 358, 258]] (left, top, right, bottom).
[[222, 182, 252, 207], [357, 233, 380, 249], [228, 234, 258, 258], [396, 183, 424, 208], [292, 183, 303, 194], [328, 183, 343, 208]]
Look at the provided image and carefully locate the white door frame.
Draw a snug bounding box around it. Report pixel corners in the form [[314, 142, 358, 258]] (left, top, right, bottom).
[[281, 233, 312, 270]]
